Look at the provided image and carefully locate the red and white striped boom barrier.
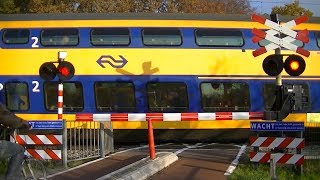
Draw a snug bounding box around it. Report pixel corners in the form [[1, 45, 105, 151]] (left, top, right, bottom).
[[75, 112, 264, 121], [251, 14, 310, 57], [249, 136, 304, 165]]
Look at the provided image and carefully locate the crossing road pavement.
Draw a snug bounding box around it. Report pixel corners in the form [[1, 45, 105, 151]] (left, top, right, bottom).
[[148, 143, 246, 180], [47, 143, 245, 180]]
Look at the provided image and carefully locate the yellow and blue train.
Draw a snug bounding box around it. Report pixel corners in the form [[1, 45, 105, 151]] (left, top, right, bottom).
[[0, 13, 319, 141]]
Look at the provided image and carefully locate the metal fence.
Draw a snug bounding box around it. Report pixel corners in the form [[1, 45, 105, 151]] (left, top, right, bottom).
[[62, 120, 114, 166], [303, 122, 320, 159]]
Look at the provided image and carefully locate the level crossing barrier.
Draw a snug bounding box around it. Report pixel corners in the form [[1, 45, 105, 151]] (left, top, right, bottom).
[[16, 134, 62, 160], [249, 136, 304, 165], [14, 132, 62, 160]]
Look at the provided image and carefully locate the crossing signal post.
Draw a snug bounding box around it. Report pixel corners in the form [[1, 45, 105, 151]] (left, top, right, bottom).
[[251, 13, 310, 121], [39, 51, 75, 121]]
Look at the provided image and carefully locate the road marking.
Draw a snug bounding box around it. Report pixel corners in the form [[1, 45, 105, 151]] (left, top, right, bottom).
[[224, 144, 247, 176], [174, 143, 202, 155]]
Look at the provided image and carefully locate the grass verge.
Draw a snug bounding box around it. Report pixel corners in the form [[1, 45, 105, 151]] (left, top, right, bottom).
[[230, 158, 320, 180]]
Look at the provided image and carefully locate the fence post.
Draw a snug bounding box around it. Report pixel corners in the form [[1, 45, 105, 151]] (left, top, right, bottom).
[[99, 122, 105, 158], [297, 131, 303, 175], [62, 119, 68, 168]]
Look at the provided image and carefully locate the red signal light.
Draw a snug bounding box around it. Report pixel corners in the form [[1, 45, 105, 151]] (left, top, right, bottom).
[[289, 60, 299, 71], [284, 55, 305, 76], [57, 61, 75, 81], [58, 66, 70, 76]]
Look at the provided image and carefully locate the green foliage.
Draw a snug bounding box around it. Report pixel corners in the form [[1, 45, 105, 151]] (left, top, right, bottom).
[[230, 160, 320, 180], [0, 0, 19, 14], [0, 0, 254, 14], [271, 0, 313, 17], [0, 160, 7, 175]]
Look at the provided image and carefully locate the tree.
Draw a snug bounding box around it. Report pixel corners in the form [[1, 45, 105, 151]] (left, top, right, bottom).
[[271, 0, 313, 17], [0, 0, 20, 13], [27, 0, 70, 13], [2, 0, 254, 14]]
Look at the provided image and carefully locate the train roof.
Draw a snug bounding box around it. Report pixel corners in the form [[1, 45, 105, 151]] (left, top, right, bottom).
[[0, 13, 319, 23]]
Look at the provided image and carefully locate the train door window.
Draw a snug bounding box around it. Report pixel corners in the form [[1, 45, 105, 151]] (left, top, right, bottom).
[[2, 29, 29, 44], [142, 28, 182, 46], [200, 82, 250, 112], [44, 82, 83, 112], [259, 33, 303, 47], [195, 29, 244, 47], [94, 82, 135, 112], [91, 28, 130, 46], [40, 28, 79, 46], [263, 83, 310, 112], [316, 32, 320, 48], [5, 82, 29, 111], [147, 82, 188, 112]]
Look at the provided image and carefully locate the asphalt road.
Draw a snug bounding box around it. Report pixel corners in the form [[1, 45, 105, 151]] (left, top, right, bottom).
[[46, 143, 245, 180], [147, 143, 246, 180]]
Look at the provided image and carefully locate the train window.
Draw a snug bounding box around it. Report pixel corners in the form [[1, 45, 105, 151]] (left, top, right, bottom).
[[147, 82, 188, 112], [44, 82, 83, 112], [94, 82, 135, 112], [2, 29, 29, 44], [91, 28, 130, 46], [316, 32, 320, 48], [195, 29, 244, 47], [263, 83, 310, 112], [5, 82, 29, 111], [41, 28, 79, 46], [258, 33, 303, 47], [142, 28, 182, 46], [200, 82, 250, 112]]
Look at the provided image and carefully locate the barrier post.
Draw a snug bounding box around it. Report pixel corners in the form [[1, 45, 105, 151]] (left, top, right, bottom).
[[99, 122, 105, 158], [148, 118, 156, 160], [270, 154, 277, 180], [62, 119, 68, 168]]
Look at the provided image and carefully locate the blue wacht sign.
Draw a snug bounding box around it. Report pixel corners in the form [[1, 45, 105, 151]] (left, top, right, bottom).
[[250, 122, 304, 131], [28, 121, 63, 130]]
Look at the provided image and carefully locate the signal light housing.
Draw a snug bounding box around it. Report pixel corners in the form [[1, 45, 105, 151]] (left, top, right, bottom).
[[39, 61, 75, 81], [57, 61, 75, 81], [39, 62, 57, 81], [284, 55, 305, 76], [262, 54, 283, 76]]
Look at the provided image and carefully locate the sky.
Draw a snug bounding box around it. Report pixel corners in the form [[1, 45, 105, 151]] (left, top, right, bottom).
[[249, 0, 320, 17]]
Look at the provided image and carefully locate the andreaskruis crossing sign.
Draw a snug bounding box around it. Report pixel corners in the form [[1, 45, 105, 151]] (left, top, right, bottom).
[[251, 14, 310, 57]]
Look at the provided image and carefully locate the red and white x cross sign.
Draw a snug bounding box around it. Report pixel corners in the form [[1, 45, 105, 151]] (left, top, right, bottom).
[[251, 14, 310, 57]]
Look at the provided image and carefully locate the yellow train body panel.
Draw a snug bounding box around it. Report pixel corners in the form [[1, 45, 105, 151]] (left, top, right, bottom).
[[1, 49, 320, 77]]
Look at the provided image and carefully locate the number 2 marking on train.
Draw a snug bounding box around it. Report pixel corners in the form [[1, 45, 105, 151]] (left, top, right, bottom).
[[31, 37, 39, 48], [32, 81, 40, 92]]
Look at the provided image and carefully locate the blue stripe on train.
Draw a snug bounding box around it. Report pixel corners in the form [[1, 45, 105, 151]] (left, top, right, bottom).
[[0, 75, 319, 113], [1, 28, 319, 50]]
